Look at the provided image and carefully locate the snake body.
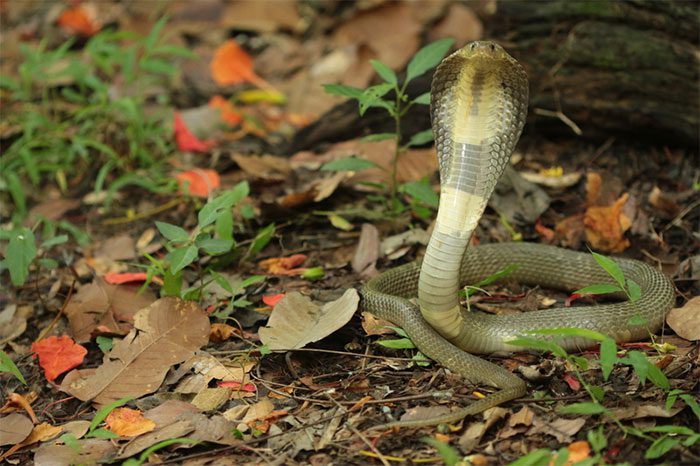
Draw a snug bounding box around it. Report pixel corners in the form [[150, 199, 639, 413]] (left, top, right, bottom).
[[359, 41, 675, 427]]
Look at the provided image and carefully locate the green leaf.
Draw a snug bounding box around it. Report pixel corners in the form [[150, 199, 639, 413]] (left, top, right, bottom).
[[407, 129, 434, 147], [198, 182, 249, 228], [249, 223, 275, 256], [412, 92, 431, 105], [399, 179, 438, 207], [384, 326, 409, 338], [378, 338, 416, 349], [370, 60, 397, 85], [507, 336, 568, 358], [590, 251, 625, 289], [599, 337, 617, 381], [627, 314, 648, 326], [360, 133, 397, 142], [40, 235, 68, 249], [322, 84, 364, 99], [123, 438, 199, 466], [167, 245, 198, 273], [572, 283, 623, 296], [421, 437, 461, 466], [642, 425, 695, 435], [626, 278, 641, 302], [96, 336, 113, 354], [302, 267, 324, 281], [328, 213, 353, 231], [464, 264, 519, 297], [506, 449, 552, 466], [406, 38, 454, 83], [198, 238, 234, 255], [558, 402, 608, 415], [588, 385, 605, 402], [358, 83, 394, 115], [88, 396, 132, 435], [6, 227, 36, 286], [587, 426, 607, 453], [321, 156, 377, 172], [645, 435, 679, 460], [215, 209, 234, 241], [680, 394, 700, 421], [0, 349, 26, 385], [88, 428, 119, 439], [155, 221, 189, 243]]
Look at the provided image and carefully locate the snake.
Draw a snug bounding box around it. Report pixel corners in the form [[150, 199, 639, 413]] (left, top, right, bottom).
[[359, 41, 676, 428]]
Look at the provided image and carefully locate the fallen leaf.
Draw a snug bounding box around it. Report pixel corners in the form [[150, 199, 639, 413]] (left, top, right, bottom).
[[551, 440, 590, 466], [175, 168, 221, 197], [232, 154, 292, 181], [105, 408, 155, 437], [583, 193, 632, 252], [262, 294, 285, 307], [1, 393, 38, 423], [529, 416, 586, 443], [209, 95, 243, 126], [508, 406, 535, 427], [209, 323, 237, 342], [221, 0, 302, 33], [259, 254, 308, 276], [173, 352, 254, 394], [520, 170, 582, 189], [429, 3, 482, 43], [56, 6, 100, 37], [61, 297, 210, 405], [173, 112, 216, 153], [458, 407, 508, 453], [0, 413, 33, 446], [608, 403, 683, 420], [210, 39, 268, 89], [95, 234, 136, 261], [648, 186, 682, 218], [0, 303, 28, 345], [352, 223, 380, 278], [259, 289, 359, 350], [103, 272, 152, 285], [31, 336, 87, 382], [666, 296, 700, 341], [361, 312, 395, 336], [191, 387, 232, 411], [34, 439, 116, 466], [65, 278, 157, 343]]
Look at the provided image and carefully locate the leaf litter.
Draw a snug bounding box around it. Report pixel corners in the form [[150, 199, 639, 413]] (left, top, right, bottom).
[[1, 1, 698, 465]]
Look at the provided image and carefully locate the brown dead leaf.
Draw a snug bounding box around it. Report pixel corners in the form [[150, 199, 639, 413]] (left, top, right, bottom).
[[189, 413, 242, 446], [173, 353, 254, 394], [551, 440, 591, 466], [0, 303, 28, 345], [648, 186, 682, 218], [608, 403, 683, 420], [191, 387, 232, 411], [333, 2, 421, 71], [508, 406, 535, 427], [65, 278, 157, 343], [61, 297, 210, 405], [555, 213, 586, 249], [258, 289, 359, 350], [666, 296, 700, 341], [232, 154, 292, 181], [96, 234, 136, 261], [105, 408, 155, 437], [583, 193, 632, 252], [0, 413, 33, 446], [361, 312, 395, 336], [458, 407, 508, 453], [352, 223, 380, 278], [528, 416, 586, 443], [34, 439, 117, 466], [429, 3, 482, 44], [221, 0, 301, 33]]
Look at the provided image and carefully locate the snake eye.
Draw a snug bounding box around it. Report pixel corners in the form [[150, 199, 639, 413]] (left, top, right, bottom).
[[489, 43, 496, 51], [469, 43, 476, 51]]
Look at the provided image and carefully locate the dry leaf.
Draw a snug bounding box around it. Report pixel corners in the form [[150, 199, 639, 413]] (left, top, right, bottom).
[[528, 416, 586, 443], [174, 352, 254, 394], [583, 193, 632, 252], [429, 3, 482, 43], [173, 112, 216, 153], [551, 440, 591, 466], [232, 154, 292, 181], [105, 408, 155, 437], [210, 39, 269, 89], [191, 387, 232, 411], [0, 304, 28, 345], [61, 298, 210, 405], [520, 171, 582, 189], [34, 439, 116, 466], [666, 296, 700, 341], [258, 289, 359, 350], [352, 223, 380, 278], [31, 336, 87, 382], [221, 0, 301, 33], [209, 95, 242, 126], [508, 406, 535, 427], [65, 278, 156, 343], [458, 407, 508, 452], [399, 405, 451, 423], [0, 413, 33, 446], [175, 168, 221, 197], [361, 312, 395, 336]]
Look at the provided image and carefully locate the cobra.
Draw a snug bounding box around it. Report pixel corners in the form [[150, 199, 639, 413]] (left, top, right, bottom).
[[359, 41, 675, 428]]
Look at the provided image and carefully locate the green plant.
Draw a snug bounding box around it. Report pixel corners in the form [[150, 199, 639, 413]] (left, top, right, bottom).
[[573, 251, 641, 303], [0, 218, 88, 286], [322, 38, 454, 213], [0, 349, 26, 385], [146, 181, 270, 303], [0, 17, 192, 223]]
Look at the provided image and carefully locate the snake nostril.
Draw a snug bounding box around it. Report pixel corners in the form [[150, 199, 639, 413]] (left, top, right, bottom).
[[470, 43, 476, 51], [489, 43, 495, 51]]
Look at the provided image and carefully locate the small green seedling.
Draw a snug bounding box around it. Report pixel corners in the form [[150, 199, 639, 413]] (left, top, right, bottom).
[[323, 38, 454, 212], [0, 350, 26, 385], [573, 251, 641, 302]]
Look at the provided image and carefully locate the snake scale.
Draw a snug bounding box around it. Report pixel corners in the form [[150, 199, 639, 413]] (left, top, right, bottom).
[[359, 41, 676, 428]]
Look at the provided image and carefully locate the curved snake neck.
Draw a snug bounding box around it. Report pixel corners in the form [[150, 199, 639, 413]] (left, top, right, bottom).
[[359, 41, 675, 428]]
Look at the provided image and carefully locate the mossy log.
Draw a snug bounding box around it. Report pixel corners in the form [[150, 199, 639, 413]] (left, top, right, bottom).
[[290, 0, 698, 152]]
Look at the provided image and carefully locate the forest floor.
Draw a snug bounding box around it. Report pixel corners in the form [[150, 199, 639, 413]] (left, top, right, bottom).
[[1, 2, 698, 465]]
